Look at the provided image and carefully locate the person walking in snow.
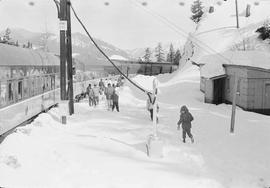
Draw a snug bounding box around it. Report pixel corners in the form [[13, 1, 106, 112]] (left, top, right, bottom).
[[177, 105, 194, 143]]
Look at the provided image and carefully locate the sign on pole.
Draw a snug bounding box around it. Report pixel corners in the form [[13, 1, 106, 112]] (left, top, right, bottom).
[[59, 20, 67, 31]]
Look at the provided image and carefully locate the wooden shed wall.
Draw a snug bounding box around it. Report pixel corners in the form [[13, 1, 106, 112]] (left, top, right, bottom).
[[247, 69, 270, 110], [204, 79, 214, 103], [224, 66, 248, 109]]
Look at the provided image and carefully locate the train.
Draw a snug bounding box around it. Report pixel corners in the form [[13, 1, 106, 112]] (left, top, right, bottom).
[[104, 60, 178, 76], [0, 43, 178, 136], [0, 43, 91, 136]]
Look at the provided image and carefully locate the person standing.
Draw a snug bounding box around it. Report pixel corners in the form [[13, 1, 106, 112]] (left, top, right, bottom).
[[105, 83, 114, 110], [99, 79, 105, 91], [177, 105, 194, 143], [92, 84, 100, 106], [112, 87, 119, 112], [87, 84, 94, 106]]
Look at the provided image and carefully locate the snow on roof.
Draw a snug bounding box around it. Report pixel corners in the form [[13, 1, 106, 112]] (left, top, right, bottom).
[[110, 55, 128, 61], [0, 43, 59, 66], [200, 50, 270, 78]]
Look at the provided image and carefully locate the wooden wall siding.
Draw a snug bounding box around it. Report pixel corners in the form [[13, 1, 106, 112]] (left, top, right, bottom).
[[224, 66, 248, 108], [263, 83, 270, 109], [247, 79, 264, 109], [238, 78, 248, 109], [224, 77, 232, 102], [248, 69, 270, 79], [205, 79, 214, 103]]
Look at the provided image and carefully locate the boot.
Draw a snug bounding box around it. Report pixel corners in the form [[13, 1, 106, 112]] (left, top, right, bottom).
[[191, 137, 194, 143], [183, 139, 186, 143]]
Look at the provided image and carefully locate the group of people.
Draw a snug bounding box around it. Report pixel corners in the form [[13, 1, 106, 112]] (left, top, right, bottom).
[[86, 77, 195, 144], [86, 78, 121, 112]]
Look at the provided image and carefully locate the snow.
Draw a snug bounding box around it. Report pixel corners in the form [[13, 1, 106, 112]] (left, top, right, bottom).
[[110, 55, 128, 61], [179, 0, 270, 70], [0, 64, 270, 188]]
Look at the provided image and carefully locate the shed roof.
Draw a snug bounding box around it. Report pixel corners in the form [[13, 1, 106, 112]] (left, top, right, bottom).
[[0, 43, 59, 66], [199, 51, 270, 78]]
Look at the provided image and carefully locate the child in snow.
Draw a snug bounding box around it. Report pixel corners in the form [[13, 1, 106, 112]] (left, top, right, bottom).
[[177, 105, 194, 143]]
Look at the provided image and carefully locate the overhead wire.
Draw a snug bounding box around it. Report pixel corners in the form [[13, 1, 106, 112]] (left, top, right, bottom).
[[128, 0, 234, 64], [69, 0, 239, 96], [69, 3, 152, 95]]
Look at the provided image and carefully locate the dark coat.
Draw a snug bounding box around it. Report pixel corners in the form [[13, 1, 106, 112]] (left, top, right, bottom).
[[112, 92, 119, 102], [177, 106, 194, 130]]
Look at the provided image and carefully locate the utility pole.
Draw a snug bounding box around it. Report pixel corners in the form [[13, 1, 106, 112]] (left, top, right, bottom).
[[59, 0, 67, 101], [66, 0, 74, 115], [230, 74, 238, 133], [235, 0, 239, 28]]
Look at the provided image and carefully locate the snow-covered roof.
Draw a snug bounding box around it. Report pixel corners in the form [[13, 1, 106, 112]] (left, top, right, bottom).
[[110, 55, 128, 61], [200, 50, 270, 78], [0, 43, 59, 66]]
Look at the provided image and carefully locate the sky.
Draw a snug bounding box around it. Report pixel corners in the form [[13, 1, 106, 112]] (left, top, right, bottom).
[[0, 0, 269, 50], [0, 0, 197, 50]]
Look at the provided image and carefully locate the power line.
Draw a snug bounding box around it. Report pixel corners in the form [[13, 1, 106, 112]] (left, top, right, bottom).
[[128, 0, 234, 64], [70, 3, 152, 95]]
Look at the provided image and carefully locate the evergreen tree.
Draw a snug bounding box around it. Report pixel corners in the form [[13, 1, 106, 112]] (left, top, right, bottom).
[[173, 49, 181, 66], [166, 43, 175, 63], [256, 21, 270, 40], [143, 47, 152, 62], [155, 42, 165, 63], [138, 57, 143, 63], [3, 28, 11, 43], [190, 0, 204, 24]]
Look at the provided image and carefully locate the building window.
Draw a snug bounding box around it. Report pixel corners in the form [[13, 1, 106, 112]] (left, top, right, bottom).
[[8, 83, 13, 101], [18, 81, 23, 100]]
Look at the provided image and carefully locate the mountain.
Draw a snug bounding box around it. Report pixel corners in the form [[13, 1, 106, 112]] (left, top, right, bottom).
[[0, 28, 131, 70]]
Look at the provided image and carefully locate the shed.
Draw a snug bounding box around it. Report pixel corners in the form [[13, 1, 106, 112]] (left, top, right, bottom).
[[199, 51, 270, 115]]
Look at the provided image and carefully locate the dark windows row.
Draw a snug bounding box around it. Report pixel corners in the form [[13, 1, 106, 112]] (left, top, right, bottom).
[[0, 66, 59, 80], [0, 73, 58, 108]]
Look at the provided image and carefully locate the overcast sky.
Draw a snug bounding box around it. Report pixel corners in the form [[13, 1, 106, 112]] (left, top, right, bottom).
[[0, 0, 267, 50], [0, 0, 198, 49]]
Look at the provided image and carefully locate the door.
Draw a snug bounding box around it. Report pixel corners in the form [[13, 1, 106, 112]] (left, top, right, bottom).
[[213, 78, 225, 105]]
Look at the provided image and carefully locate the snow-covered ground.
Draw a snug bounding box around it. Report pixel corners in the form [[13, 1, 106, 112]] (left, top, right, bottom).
[[0, 64, 270, 188]]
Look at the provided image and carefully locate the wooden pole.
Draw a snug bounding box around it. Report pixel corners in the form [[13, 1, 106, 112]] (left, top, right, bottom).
[[59, 0, 67, 101], [230, 75, 238, 133], [235, 0, 239, 28], [66, 0, 74, 115]]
